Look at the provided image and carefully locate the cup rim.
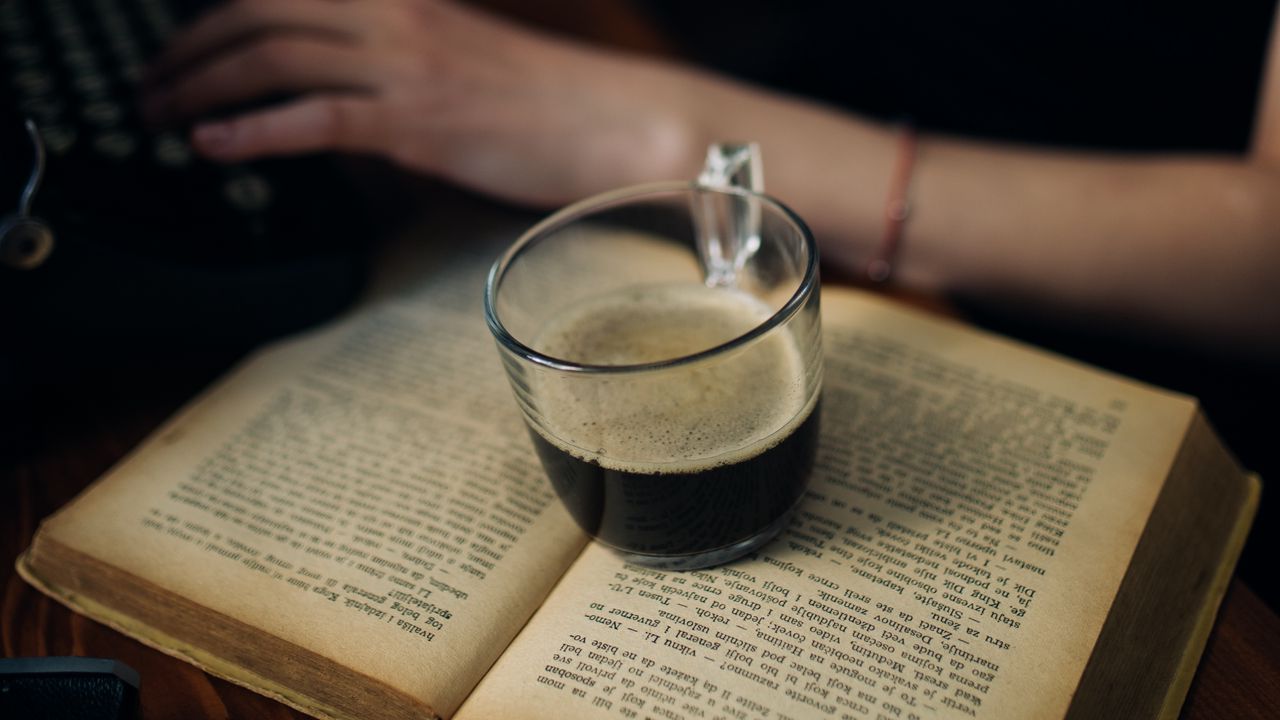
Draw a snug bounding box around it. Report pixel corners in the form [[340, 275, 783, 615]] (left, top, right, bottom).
[[484, 180, 819, 374]]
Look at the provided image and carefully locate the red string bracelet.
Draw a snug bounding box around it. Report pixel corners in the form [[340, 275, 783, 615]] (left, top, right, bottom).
[[866, 125, 917, 283]]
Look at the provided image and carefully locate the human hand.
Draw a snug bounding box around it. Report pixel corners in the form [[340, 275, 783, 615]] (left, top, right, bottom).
[[142, 0, 706, 206]]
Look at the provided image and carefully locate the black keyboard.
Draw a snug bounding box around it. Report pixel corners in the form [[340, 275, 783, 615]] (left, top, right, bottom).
[[0, 0, 368, 351]]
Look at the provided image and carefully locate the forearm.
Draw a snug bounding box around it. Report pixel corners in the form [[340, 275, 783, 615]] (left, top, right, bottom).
[[905, 142, 1280, 347], [668, 74, 1280, 349]]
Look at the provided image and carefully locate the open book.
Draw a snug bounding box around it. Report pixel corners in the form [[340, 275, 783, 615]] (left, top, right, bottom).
[[18, 210, 1258, 720]]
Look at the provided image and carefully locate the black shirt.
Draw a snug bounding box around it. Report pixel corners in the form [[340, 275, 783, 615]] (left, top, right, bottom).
[[644, 0, 1276, 152]]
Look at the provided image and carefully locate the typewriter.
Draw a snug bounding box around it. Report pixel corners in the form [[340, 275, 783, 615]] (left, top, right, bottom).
[[0, 0, 369, 352]]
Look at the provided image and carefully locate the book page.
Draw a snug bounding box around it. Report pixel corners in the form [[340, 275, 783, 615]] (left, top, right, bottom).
[[27, 237, 587, 718], [456, 288, 1196, 720]]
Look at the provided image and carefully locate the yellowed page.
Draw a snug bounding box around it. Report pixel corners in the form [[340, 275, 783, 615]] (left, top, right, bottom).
[[457, 288, 1195, 720], [27, 245, 586, 719]]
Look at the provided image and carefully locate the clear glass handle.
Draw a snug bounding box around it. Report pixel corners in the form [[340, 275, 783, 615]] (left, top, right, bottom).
[[695, 143, 763, 288]]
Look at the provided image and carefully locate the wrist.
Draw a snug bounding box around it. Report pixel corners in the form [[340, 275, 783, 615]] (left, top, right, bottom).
[[639, 63, 724, 183], [571, 55, 713, 191]]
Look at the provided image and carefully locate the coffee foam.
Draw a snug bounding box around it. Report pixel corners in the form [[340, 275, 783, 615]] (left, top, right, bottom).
[[530, 283, 817, 474]]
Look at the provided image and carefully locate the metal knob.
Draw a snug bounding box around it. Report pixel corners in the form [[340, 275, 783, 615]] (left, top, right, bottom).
[[1, 119, 55, 270]]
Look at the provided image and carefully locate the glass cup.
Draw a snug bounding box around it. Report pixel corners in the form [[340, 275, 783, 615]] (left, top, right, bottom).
[[484, 144, 822, 570]]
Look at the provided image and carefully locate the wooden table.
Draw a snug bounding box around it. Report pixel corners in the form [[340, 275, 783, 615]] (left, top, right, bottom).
[[3, 296, 1279, 720]]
